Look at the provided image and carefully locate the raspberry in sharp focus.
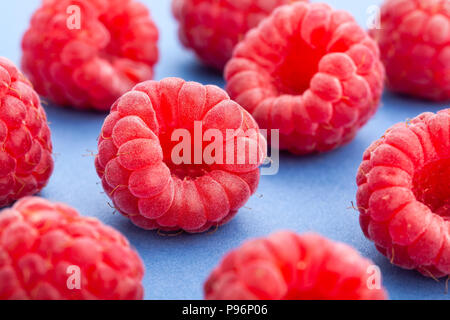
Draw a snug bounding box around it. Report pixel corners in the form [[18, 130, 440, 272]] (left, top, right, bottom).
[[372, 0, 450, 101], [225, 2, 385, 154], [21, 0, 159, 111], [95, 77, 267, 233], [356, 109, 450, 278], [0, 197, 144, 300], [204, 231, 388, 300], [0, 57, 53, 208], [172, 0, 308, 70]]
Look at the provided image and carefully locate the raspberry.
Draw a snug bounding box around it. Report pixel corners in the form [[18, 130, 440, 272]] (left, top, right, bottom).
[[371, 0, 450, 101], [204, 232, 387, 300], [225, 2, 385, 154], [0, 197, 144, 300], [172, 0, 308, 70], [356, 109, 450, 278], [95, 78, 266, 233], [21, 0, 159, 111], [0, 57, 53, 208]]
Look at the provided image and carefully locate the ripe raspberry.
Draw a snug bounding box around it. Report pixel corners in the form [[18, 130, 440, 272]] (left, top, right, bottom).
[[372, 0, 450, 101], [0, 57, 53, 208], [225, 2, 385, 154], [22, 0, 159, 111], [357, 109, 450, 278], [172, 0, 308, 70], [204, 232, 387, 300], [0, 197, 144, 300], [95, 78, 266, 233]]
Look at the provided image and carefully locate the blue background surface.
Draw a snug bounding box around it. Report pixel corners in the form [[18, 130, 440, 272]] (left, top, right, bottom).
[[1, 0, 449, 300]]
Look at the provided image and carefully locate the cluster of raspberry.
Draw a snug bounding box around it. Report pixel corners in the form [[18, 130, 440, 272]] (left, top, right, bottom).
[[0, 0, 448, 300]]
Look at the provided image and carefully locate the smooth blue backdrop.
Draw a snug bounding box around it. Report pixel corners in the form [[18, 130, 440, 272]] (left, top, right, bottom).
[[0, 0, 448, 300]]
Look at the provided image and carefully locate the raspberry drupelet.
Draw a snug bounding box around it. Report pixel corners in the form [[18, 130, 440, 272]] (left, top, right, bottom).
[[357, 109, 450, 278], [172, 0, 308, 70], [225, 2, 385, 154], [204, 232, 388, 300], [0, 57, 53, 208], [0, 197, 144, 300], [22, 0, 159, 111], [372, 0, 450, 101], [95, 78, 266, 233]]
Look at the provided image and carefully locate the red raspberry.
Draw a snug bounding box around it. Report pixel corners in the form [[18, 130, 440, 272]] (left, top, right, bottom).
[[0, 197, 144, 300], [204, 232, 387, 300], [22, 0, 159, 111], [372, 0, 450, 101], [225, 2, 385, 154], [95, 78, 266, 233], [356, 109, 450, 278], [172, 0, 308, 70], [0, 57, 53, 208]]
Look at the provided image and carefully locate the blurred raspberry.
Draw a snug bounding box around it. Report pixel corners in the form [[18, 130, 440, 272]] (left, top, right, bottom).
[[95, 78, 266, 233], [0, 197, 144, 300], [172, 0, 308, 70], [225, 2, 385, 154], [22, 0, 159, 111], [0, 57, 53, 208], [357, 109, 450, 278], [372, 0, 450, 101], [205, 232, 388, 300]]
